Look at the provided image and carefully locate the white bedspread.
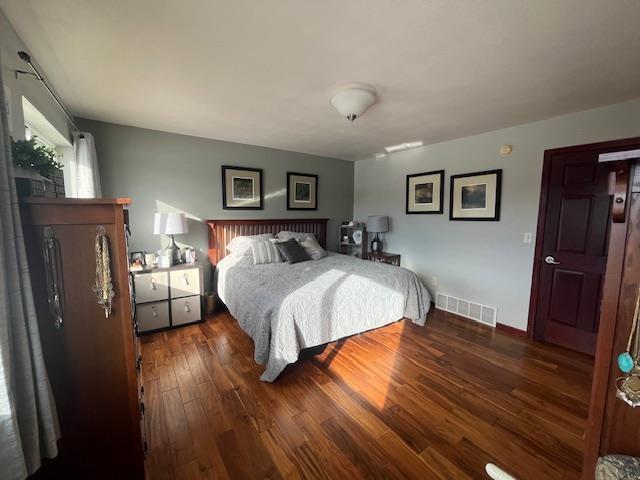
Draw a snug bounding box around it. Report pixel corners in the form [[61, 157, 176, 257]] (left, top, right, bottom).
[[215, 252, 431, 381]]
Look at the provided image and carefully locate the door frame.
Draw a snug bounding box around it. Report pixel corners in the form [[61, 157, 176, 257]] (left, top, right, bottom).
[[527, 137, 640, 338]]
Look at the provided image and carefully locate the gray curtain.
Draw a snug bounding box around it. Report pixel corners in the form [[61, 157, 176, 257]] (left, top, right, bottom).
[[0, 59, 60, 477]]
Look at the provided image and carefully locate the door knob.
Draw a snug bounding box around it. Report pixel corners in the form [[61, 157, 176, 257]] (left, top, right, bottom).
[[544, 255, 560, 265]]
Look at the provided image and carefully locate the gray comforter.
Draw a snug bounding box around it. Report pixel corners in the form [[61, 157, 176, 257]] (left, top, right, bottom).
[[215, 252, 431, 381]]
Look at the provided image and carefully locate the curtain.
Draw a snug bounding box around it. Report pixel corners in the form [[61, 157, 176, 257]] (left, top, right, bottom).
[[0, 58, 60, 478], [67, 131, 101, 198]]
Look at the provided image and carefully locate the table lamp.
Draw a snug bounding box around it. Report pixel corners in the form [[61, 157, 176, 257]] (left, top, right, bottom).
[[153, 212, 188, 265], [367, 215, 388, 253]]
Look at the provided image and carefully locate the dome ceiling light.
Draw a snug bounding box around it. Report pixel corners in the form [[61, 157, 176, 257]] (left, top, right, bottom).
[[330, 83, 377, 122]]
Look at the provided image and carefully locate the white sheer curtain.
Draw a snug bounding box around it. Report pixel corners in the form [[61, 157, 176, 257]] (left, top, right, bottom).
[[0, 58, 60, 478], [67, 131, 101, 198]]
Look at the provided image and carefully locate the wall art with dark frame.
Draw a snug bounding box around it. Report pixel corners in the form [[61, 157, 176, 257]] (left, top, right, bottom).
[[221, 165, 264, 210], [449, 169, 502, 221], [405, 169, 444, 214], [287, 172, 318, 210]]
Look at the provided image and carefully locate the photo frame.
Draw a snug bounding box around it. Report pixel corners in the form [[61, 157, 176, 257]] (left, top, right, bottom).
[[129, 251, 145, 266], [287, 172, 318, 210], [449, 169, 502, 221], [222, 165, 263, 210], [406, 170, 444, 214]]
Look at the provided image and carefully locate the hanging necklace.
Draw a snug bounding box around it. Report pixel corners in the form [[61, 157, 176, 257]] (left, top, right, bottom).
[[616, 286, 640, 407], [93, 226, 114, 318]]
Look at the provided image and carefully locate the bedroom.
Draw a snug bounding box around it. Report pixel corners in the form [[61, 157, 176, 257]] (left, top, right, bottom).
[[1, 1, 640, 480]]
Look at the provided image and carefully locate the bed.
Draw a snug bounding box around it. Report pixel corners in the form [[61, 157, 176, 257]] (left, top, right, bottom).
[[207, 219, 431, 381]]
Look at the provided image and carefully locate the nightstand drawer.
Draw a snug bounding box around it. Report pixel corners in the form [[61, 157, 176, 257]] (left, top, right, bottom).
[[171, 296, 201, 326], [134, 271, 169, 303], [169, 268, 201, 298], [137, 301, 170, 332]]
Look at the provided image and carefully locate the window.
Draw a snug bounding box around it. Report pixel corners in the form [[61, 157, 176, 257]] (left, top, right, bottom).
[[24, 122, 57, 149]]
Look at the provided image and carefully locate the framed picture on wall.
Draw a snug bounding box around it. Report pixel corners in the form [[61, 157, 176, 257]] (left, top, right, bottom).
[[406, 170, 444, 214], [222, 165, 263, 209], [449, 169, 502, 221], [287, 172, 318, 210]]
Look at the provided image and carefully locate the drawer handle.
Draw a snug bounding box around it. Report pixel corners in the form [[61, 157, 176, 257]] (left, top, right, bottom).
[[183, 273, 190, 285], [150, 277, 157, 290], [184, 301, 190, 313], [151, 306, 158, 318]]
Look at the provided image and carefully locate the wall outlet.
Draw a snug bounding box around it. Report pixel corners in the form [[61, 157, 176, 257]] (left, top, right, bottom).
[[523, 232, 533, 244], [431, 276, 438, 286]]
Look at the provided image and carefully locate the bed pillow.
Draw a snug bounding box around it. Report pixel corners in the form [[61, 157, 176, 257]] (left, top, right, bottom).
[[300, 237, 327, 260], [275, 238, 311, 264], [226, 233, 275, 256], [250, 239, 282, 265], [276, 231, 317, 243]]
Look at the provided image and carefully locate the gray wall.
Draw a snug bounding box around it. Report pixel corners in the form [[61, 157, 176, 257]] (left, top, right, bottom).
[[79, 118, 354, 289], [1, 8, 73, 141], [354, 99, 640, 331]]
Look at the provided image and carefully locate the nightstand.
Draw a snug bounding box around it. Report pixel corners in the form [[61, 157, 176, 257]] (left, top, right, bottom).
[[132, 262, 204, 335], [363, 251, 401, 266]]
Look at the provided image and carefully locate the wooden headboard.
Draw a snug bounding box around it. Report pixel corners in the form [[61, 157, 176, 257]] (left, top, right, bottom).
[[206, 218, 329, 264]]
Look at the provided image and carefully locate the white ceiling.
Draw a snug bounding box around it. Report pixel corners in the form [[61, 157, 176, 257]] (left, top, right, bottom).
[[2, 0, 640, 161]]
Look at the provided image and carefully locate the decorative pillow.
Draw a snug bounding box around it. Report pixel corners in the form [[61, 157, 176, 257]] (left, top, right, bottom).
[[250, 239, 282, 265], [301, 237, 327, 260], [275, 238, 311, 264], [226, 233, 275, 256], [276, 231, 317, 243]]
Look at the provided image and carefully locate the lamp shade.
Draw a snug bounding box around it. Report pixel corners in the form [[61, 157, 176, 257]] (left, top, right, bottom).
[[153, 212, 188, 235], [367, 215, 389, 233]]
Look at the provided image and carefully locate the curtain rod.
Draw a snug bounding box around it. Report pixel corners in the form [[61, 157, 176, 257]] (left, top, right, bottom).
[[15, 50, 81, 134]]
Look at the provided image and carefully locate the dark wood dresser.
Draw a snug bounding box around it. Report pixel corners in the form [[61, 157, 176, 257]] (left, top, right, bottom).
[[21, 198, 145, 479]]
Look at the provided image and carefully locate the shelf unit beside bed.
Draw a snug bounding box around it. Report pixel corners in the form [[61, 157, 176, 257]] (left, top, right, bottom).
[[338, 224, 367, 258]]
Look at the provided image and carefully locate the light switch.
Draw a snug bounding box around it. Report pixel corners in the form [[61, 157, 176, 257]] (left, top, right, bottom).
[[523, 232, 533, 244]]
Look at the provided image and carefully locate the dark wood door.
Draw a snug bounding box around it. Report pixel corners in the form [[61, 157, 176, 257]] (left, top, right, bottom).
[[532, 146, 615, 355]]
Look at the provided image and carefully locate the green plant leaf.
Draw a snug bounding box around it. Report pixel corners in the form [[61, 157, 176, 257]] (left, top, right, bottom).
[[11, 138, 63, 179]]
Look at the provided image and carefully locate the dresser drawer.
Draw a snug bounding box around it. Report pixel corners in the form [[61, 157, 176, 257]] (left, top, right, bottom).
[[169, 268, 201, 298], [137, 301, 170, 332], [171, 295, 201, 326], [134, 271, 169, 303]]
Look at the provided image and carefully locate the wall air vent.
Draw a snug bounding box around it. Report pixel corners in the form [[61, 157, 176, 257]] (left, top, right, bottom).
[[435, 292, 497, 327]]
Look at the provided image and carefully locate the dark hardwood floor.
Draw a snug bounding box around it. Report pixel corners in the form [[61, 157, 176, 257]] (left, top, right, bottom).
[[141, 308, 593, 480]]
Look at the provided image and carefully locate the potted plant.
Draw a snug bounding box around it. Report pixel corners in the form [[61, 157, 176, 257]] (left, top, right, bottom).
[[12, 138, 64, 197]]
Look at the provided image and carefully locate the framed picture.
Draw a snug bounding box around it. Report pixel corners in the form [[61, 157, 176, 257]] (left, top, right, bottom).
[[406, 170, 444, 214], [287, 172, 318, 210], [130, 251, 145, 265], [450, 169, 502, 221], [222, 165, 263, 209]]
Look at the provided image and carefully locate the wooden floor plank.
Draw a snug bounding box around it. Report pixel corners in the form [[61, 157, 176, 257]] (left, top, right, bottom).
[[145, 379, 169, 448], [162, 388, 196, 468], [182, 398, 229, 479], [144, 308, 593, 479]]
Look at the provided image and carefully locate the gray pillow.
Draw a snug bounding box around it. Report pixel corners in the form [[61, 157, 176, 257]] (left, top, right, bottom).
[[250, 239, 282, 265], [275, 238, 311, 264], [301, 237, 327, 260]]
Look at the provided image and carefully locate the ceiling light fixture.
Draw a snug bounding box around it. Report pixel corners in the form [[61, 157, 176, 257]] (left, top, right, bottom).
[[330, 83, 377, 122], [384, 141, 424, 153]]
